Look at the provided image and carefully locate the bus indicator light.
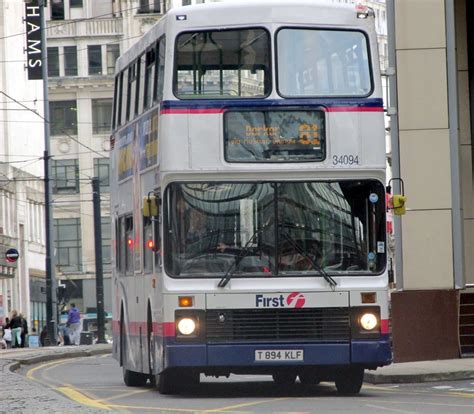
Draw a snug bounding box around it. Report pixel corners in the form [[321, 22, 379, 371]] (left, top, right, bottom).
[[147, 240, 154, 250], [361, 292, 376, 303], [179, 296, 193, 307]]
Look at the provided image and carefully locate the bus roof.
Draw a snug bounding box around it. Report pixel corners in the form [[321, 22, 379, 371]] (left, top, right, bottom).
[[116, 0, 370, 73]]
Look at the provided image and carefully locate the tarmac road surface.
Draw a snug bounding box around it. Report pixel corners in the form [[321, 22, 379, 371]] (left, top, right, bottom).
[[20, 354, 474, 414]]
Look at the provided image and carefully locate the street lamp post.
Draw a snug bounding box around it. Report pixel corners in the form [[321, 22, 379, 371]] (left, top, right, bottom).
[[39, 0, 57, 345]]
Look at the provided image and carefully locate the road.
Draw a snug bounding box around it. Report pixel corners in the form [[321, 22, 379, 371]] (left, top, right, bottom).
[[21, 355, 474, 413]]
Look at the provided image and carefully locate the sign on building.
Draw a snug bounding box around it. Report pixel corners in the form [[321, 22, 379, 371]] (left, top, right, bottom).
[[24, 0, 43, 80]]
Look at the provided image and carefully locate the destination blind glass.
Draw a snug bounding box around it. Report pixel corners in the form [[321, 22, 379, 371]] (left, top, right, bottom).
[[224, 110, 325, 162]]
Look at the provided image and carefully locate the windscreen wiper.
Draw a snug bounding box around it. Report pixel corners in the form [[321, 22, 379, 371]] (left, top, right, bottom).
[[218, 223, 270, 288], [280, 231, 337, 290]]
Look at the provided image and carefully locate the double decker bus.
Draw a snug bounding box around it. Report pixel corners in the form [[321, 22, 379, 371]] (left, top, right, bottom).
[[111, 0, 391, 395]]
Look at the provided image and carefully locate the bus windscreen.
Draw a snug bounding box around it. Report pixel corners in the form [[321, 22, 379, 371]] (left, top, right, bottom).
[[175, 28, 271, 98], [277, 28, 372, 97], [165, 180, 386, 278], [224, 110, 325, 162]]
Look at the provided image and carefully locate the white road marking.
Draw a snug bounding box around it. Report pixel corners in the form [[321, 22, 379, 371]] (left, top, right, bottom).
[[432, 386, 453, 389], [366, 404, 416, 414]]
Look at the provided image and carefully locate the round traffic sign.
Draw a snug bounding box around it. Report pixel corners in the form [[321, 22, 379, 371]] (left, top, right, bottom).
[[5, 248, 19, 263]]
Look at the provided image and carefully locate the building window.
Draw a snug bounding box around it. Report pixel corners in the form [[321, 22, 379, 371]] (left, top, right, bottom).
[[92, 99, 112, 134], [52, 159, 79, 194], [54, 218, 82, 272], [88, 45, 102, 75], [138, 0, 150, 13], [51, 0, 65, 20], [101, 217, 111, 265], [107, 44, 120, 75], [47, 47, 60, 77], [50, 100, 77, 135], [152, 0, 161, 13], [64, 46, 78, 76], [93, 158, 110, 189], [182, 0, 191, 5], [70, 0, 83, 7]]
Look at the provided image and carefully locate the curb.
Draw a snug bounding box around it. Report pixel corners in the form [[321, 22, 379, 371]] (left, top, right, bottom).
[[364, 370, 474, 384], [6, 346, 112, 373]]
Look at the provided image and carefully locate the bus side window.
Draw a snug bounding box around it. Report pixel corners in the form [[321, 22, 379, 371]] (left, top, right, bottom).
[[154, 204, 161, 268], [116, 216, 126, 274], [121, 70, 128, 126], [154, 36, 165, 102], [144, 48, 156, 109], [143, 216, 153, 273], [125, 215, 134, 274], [127, 64, 136, 122], [112, 75, 119, 130], [135, 55, 145, 115]]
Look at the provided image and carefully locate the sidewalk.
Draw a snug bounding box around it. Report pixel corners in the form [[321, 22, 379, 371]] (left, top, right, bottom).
[[2, 344, 111, 413], [365, 358, 474, 384]]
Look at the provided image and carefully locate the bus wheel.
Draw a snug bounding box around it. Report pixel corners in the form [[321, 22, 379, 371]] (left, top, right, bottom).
[[298, 371, 321, 385], [123, 367, 148, 387], [272, 371, 297, 385], [335, 367, 364, 395]]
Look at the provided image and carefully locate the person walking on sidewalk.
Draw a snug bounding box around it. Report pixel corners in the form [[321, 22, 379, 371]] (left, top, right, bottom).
[[2, 318, 12, 349], [19, 313, 28, 348], [8, 310, 23, 348], [66, 303, 81, 345]]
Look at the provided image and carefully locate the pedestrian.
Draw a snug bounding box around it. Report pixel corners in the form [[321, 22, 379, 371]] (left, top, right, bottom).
[[66, 303, 81, 345], [19, 313, 28, 348], [9, 310, 23, 348], [0, 327, 7, 349], [2, 318, 11, 349], [39, 325, 48, 347]]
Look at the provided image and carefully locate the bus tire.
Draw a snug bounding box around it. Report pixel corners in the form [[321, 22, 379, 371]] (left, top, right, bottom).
[[272, 371, 297, 385], [123, 367, 148, 387], [335, 367, 364, 395]]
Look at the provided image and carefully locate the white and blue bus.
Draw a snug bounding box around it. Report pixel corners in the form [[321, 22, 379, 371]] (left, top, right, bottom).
[[111, 0, 391, 395]]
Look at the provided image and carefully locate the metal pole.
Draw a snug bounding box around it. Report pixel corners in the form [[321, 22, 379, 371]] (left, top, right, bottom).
[[92, 177, 106, 344], [40, 0, 57, 345], [386, 0, 403, 290]]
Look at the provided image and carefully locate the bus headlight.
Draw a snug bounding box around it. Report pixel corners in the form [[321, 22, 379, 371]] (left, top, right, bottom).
[[175, 310, 205, 342], [351, 307, 381, 339], [177, 318, 196, 336], [360, 313, 378, 330]]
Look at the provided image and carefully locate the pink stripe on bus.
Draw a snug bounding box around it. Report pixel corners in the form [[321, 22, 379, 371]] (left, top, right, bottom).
[[381, 319, 390, 334], [112, 320, 175, 337], [160, 108, 224, 115], [327, 107, 384, 112]]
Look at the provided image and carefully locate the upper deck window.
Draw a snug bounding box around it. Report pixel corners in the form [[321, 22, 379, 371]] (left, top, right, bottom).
[[277, 29, 372, 97], [175, 28, 271, 99]]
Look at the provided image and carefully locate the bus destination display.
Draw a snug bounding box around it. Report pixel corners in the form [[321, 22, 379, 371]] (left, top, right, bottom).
[[224, 110, 325, 162]]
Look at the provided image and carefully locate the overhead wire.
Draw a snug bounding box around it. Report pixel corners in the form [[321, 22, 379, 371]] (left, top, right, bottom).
[[0, 90, 107, 160]]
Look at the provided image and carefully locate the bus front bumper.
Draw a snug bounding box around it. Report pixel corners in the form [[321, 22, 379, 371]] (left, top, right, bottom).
[[164, 339, 392, 369]]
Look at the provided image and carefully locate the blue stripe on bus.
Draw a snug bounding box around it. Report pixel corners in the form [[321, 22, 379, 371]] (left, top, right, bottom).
[[352, 339, 392, 365], [161, 98, 384, 111]]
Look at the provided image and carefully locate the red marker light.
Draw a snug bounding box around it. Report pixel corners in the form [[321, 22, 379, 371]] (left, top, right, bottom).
[[127, 238, 134, 247], [147, 240, 154, 250]]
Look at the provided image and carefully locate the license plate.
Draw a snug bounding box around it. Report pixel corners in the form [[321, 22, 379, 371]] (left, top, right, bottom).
[[255, 349, 304, 361]]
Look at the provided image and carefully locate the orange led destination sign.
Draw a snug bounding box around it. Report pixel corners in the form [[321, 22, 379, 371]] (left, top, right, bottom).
[[225, 110, 325, 162]]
